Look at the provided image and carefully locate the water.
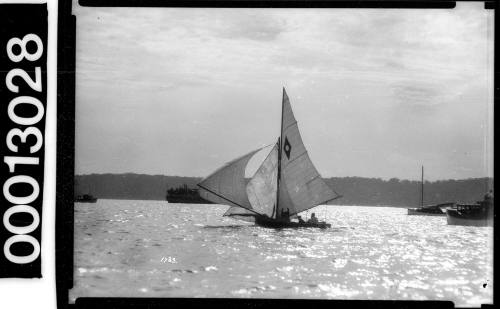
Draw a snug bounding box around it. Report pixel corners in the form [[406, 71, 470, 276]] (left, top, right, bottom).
[[70, 200, 493, 306]]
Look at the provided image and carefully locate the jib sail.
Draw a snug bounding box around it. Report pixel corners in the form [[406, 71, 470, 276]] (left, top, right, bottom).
[[198, 147, 263, 210], [246, 142, 279, 217]]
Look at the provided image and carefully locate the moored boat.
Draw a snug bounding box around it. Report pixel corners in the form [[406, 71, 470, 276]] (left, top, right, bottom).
[[407, 206, 445, 216], [197, 88, 342, 229], [407, 166, 449, 216], [446, 197, 493, 227]]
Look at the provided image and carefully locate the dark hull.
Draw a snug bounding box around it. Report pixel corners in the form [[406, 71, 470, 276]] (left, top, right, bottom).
[[255, 216, 331, 229], [166, 195, 213, 204], [446, 208, 493, 227], [407, 202, 453, 216], [407, 207, 445, 216]]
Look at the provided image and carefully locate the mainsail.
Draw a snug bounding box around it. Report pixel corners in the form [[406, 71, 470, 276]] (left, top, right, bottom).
[[277, 88, 340, 216], [198, 147, 263, 210]]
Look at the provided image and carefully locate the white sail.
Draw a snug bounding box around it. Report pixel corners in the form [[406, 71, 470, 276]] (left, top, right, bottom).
[[246, 142, 279, 217], [198, 147, 263, 210], [278, 88, 340, 216]]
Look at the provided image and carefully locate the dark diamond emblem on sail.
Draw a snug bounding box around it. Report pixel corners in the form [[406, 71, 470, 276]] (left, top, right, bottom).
[[283, 137, 292, 159]]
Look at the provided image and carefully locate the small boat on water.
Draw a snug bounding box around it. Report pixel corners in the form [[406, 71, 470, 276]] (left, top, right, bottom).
[[407, 166, 450, 216], [197, 88, 342, 229], [255, 215, 331, 229], [75, 182, 98, 203], [75, 194, 97, 203], [446, 191, 493, 227]]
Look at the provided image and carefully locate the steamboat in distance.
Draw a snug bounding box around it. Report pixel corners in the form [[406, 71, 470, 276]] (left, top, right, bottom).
[[166, 184, 213, 204]]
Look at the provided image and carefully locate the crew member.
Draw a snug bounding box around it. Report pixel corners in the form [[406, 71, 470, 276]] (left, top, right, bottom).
[[281, 208, 291, 222], [308, 213, 318, 224]]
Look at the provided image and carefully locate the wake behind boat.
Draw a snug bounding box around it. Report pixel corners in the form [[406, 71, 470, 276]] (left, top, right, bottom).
[[197, 88, 341, 229]]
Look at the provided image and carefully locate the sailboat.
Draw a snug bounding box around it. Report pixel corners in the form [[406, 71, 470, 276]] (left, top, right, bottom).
[[407, 166, 451, 216], [197, 88, 342, 228]]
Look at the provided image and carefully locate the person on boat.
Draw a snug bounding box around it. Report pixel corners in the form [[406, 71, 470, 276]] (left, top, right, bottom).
[[297, 216, 305, 224], [280, 208, 291, 222], [308, 213, 318, 224]]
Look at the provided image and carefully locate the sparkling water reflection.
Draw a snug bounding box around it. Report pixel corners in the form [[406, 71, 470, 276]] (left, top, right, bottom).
[[70, 200, 493, 306]]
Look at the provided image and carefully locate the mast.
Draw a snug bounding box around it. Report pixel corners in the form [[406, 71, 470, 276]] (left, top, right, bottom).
[[276, 87, 285, 219], [421, 165, 424, 208], [274, 137, 280, 219]]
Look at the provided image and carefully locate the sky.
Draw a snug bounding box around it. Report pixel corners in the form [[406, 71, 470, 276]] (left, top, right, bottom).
[[73, 2, 493, 181]]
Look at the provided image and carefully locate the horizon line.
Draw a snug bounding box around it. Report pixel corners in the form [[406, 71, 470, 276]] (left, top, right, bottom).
[[74, 172, 494, 183]]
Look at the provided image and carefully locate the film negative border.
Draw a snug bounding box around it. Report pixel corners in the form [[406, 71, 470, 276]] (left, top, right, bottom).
[[78, 0, 456, 8], [57, 0, 76, 306], [56, 1, 496, 309]]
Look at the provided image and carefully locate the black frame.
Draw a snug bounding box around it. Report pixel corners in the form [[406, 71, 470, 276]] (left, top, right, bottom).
[[56, 1, 497, 308]]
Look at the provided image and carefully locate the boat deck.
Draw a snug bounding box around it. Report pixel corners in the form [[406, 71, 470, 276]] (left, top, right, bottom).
[[255, 216, 331, 229]]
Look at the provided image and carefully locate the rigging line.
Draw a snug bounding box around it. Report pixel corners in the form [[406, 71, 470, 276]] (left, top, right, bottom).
[[282, 120, 298, 132], [322, 195, 344, 205], [305, 174, 321, 185], [225, 213, 258, 217], [197, 184, 262, 216], [288, 194, 344, 218], [285, 150, 308, 166], [323, 181, 342, 198], [331, 188, 342, 197]]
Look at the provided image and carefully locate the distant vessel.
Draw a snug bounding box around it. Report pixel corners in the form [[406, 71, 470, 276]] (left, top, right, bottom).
[[75, 194, 97, 203], [407, 166, 449, 216], [446, 191, 493, 227], [198, 88, 342, 229], [166, 184, 213, 204], [75, 181, 98, 203]]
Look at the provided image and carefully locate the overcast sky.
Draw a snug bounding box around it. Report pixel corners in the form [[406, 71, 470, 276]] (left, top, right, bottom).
[[73, 2, 493, 181]]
